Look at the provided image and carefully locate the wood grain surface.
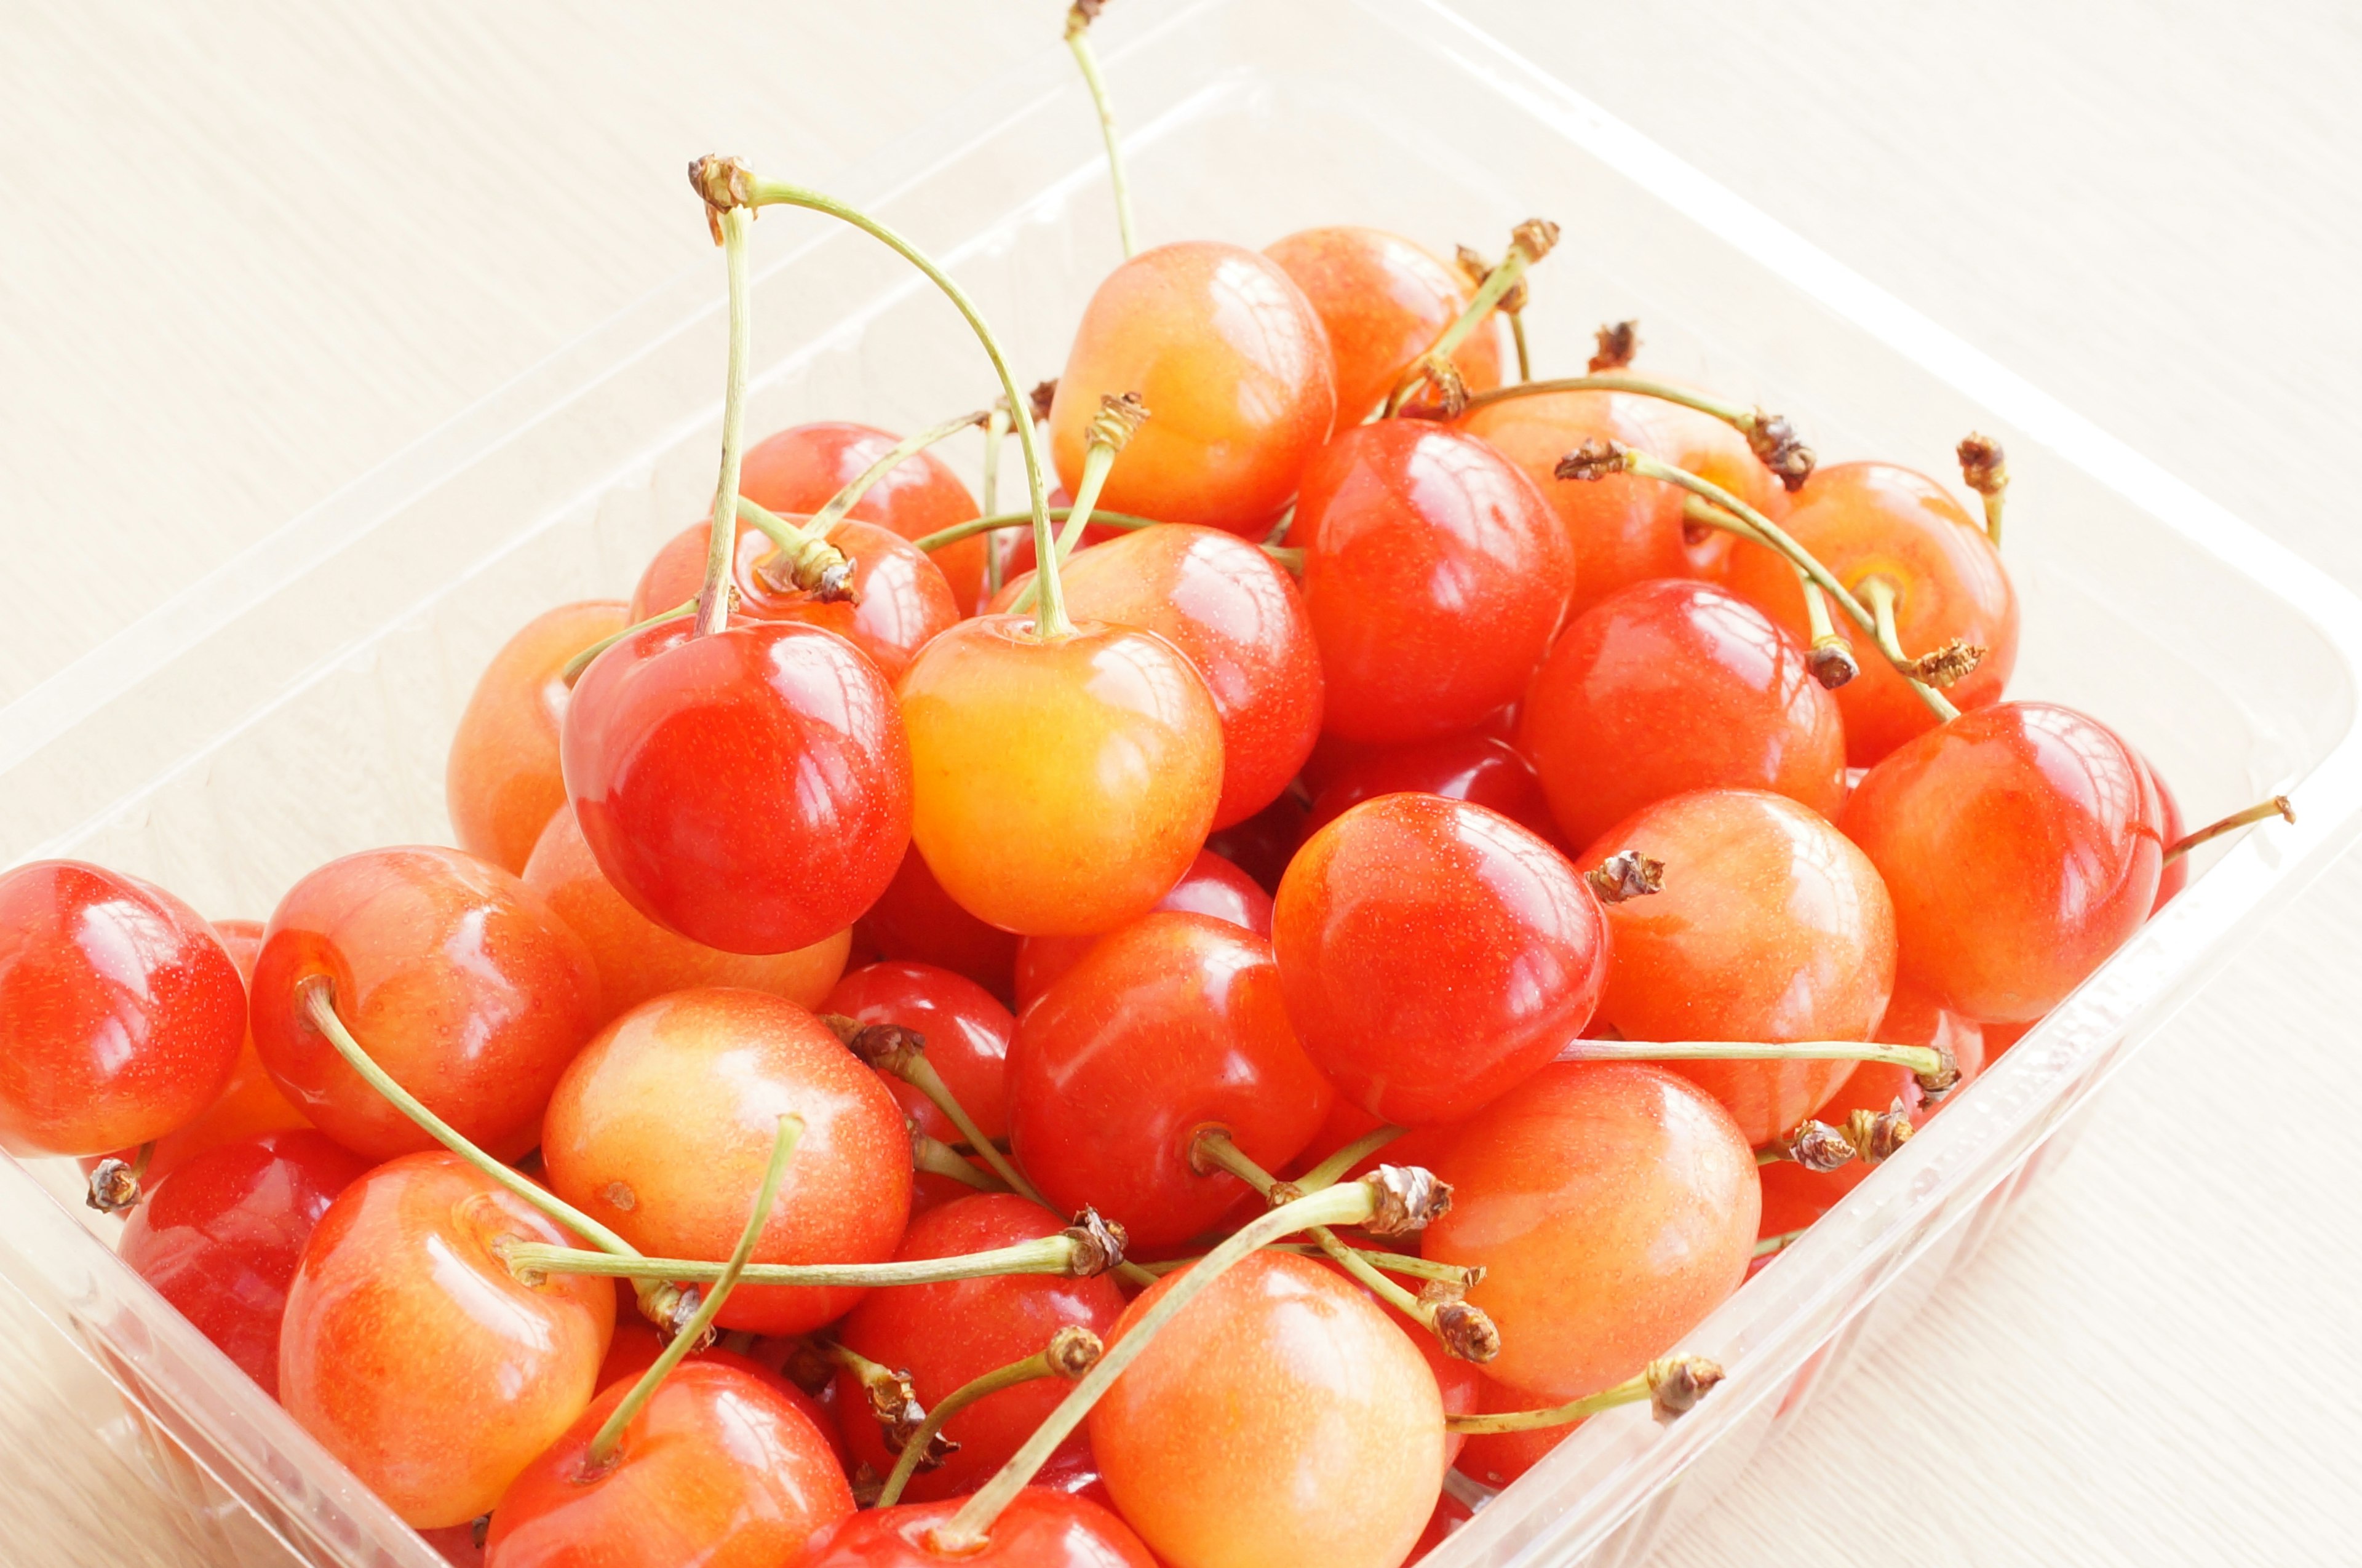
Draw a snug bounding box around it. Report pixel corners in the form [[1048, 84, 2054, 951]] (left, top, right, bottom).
[[2, 2, 2358, 1563]]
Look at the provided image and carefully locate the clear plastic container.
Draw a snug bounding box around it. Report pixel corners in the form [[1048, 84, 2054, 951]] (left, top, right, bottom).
[[3, 1, 2358, 1564]]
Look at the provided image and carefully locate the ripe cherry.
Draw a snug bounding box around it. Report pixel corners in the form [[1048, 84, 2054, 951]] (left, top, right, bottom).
[[1301, 730, 1560, 846], [861, 846, 1022, 1003], [1049, 241, 1335, 537], [1274, 794, 1607, 1126], [1263, 225, 1503, 423], [800, 1488, 1156, 1568], [117, 1129, 370, 1395], [1007, 913, 1332, 1249], [446, 601, 632, 874], [541, 987, 913, 1335], [1014, 848, 1271, 1009], [562, 615, 912, 955], [1519, 578, 1847, 850], [823, 959, 1016, 1209], [279, 1151, 615, 1527], [1841, 701, 2163, 1022], [250, 846, 598, 1163], [739, 420, 988, 623], [1423, 1062, 1758, 1400], [1201, 790, 1310, 897]]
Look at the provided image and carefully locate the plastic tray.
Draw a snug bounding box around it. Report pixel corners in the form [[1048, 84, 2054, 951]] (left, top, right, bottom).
[[4, 2, 2359, 1564]]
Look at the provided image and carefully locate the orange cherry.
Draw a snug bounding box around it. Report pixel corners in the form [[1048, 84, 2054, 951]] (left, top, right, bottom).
[[446, 601, 631, 874], [1263, 225, 1503, 423]]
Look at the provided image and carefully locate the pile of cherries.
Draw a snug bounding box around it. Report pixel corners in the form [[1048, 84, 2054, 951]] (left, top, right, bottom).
[[0, 15, 2292, 1567]]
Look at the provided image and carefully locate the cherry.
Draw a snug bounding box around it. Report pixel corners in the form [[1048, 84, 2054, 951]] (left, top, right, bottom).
[[1006, 912, 1332, 1249], [1629, 393, 1793, 579], [1263, 225, 1503, 423], [824, 960, 1016, 1208], [1201, 789, 1310, 897], [562, 614, 912, 955], [1423, 1062, 1757, 1399], [0, 861, 245, 1158], [739, 420, 988, 623], [1722, 461, 2018, 765], [483, 1361, 855, 1568], [445, 601, 632, 874], [522, 804, 848, 1026], [1049, 241, 1335, 538], [1519, 578, 1847, 850], [1089, 1249, 1443, 1568], [1301, 730, 1560, 847], [1454, 1371, 1580, 1489], [1014, 848, 1271, 1009], [279, 1150, 615, 1527], [861, 846, 1022, 1003], [117, 1129, 370, 1395], [249, 846, 598, 1163], [1577, 789, 1897, 1145], [1840, 701, 2164, 1022], [1274, 794, 1607, 1126], [833, 1194, 1126, 1502], [801, 1488, 1156, 1568], [541, 987, 913, 1335], [1293, 420, 1573, 744], [897, 616, 1222, 937]]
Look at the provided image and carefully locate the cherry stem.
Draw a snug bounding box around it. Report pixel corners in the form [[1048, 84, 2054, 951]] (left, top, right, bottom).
[[84, 1143, 152, 1214], [932, 1166, 1450, 1552], [911, 505, 1167, 554], [1561, 1035, 1946, 1078], [693, 204, 755, 638], [810, 409, 992, 543], [1064, 2, 1135, 258], [1794, 570, 1859, 688], [585, 1115, 800, 1468], [1446, 1355, 1725, 1433], [1755, 1228, 1806, 1259], [1295, 1125, 1408, 1190], [876, 1324, 1105, 1508], [1452, 373, 1818, 490], [734, 495, 855, 601], [1382, 220, 1559, 417], [827, 1340, 948, 1468], [824, 1016, 1048, 1206], [1008, 393, 1148, 614], [2165, 795, 2295, 862], [1137, 1242, 1478, 1290], [1862, 578, 1960, 723], [560, 600, 696, 686], [500, 1226, 1116, 1289], [1957, 432, 2009, 547], [1752, 1102, 1913, 1172], [982, 401, 1012, 592], [915, 1131, 1009, 1194], [1509, 312, 1533, 382]]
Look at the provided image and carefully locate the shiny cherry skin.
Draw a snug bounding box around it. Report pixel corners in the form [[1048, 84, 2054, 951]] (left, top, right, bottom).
[[483, 1360, 855, 1568], [1423, 1062, 1757, 1399], [0, 861, 243, 1158], [834, 1195, 1127, 1501], [1008, 913, 1332, 1249], [1723, 461, 2019, 765], [542, 987, 913, 1335], [523, 805, 848, 1027], [898, 617, 1222, 937], [1050, 241, 1336, 538], [1519, 578, 1847, 850], [1578, 789, 1896, 1144], [1302, 731, 1560, 846], [1262, 226, 1504, 424], [1201, 790, 1310, 897], [1626, 391, 1794, 581], [801, 1487, 1157, 1568], [117, 1129, 370, 1395], [1014, 848, 1271, 1009], [563, 615, 913, 955], [1090, 1249, 1444, 1568], [1841, 701, 2164, 1023], [590, 1329, 851, 1470], [1294, 420, 1573, 745], [2141, 750, 2189, 910], [823, 959, 1016, 1208], [1456, 389, 1688, 616], [446, 601, 632, 874], [629, 516, 958, 685], [279, 1151, 615, 1527], [739, 420, 988, 623], [250, 846, 598, 1163], [1274, 794, 1608, 1126], [860, 846, 1022, 1003], [1454, 1371, 1582, 1489]]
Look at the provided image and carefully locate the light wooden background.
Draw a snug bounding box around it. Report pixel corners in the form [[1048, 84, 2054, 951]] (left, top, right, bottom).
[[4, 2, 2359, 1564]]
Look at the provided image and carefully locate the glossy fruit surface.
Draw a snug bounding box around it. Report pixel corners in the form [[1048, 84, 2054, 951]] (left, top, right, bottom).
[[1263, 226, 1503, 423], [899, 617, 1222, 937], [1089, 1249, 1444, 1568], [1841, 701, 2164, 1022], [250, 846, 600, 1163], [1014, 848, 1271, 1009], [1050, 241, 1335, 537], [1301, 730, 1559, 846], [542, 988, 913, 1335], [1519, 578, 1847, 850], [739, 420, 987, 619], [1628, 396, 1792, 581], [823, 960, 1016, 1207], [1274, 794, 1607, 1126], [1201, 791, 1310, 897], [563, 615, 912, 955], [1423, 1062, 1758, 1399], [1295, 420, 1573, 744], [279, 1151, 615, 1527], [0, 861, 244, 1158], [1579, 789, 1897, 1143], [1008, 913, 1332, 1249], [447, 601, 632, 874], [801, 1488, 1157, 1568]]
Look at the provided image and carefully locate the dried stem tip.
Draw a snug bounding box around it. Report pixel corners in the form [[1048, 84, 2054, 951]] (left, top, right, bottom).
[[1065, 0, 1106, 36], [686, 155, 755, 244], [758, 528, 859, 605], [822, 1014, 925, 1074], [1086, 391, 1150, 452], [1028, 378, 1060, 424], [1646, 1355, 1726, 1420], [1060, 1209, 1131, 1277], [1510, 217, 1562, 265], [1774, 1118, 1859, 1174], [1399, 351, 1471, 420], [1361, 1164, 1453, 1236], [1554, 437, 1634, 484], [1914, 1043, 1963, 1103], [1746, 409, 1816, 492], [1588, 320, 1640, 373], [1586, 849, 1666, 904], [1044, 1325, 1104, 1380], [1807, 639, 1861, 689], [1845, 1100, 1915, 1164], [1911, 639, 1986, 688], [856, 1360, 958, 1467], [1434, 1300, 1503, 1364], [1957, 432, 2009, 496], [85, 1159, 141, 1214], [1455, 243, 1530, 314]]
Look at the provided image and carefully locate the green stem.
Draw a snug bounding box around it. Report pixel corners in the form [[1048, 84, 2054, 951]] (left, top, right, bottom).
[[1509, 311, 1532, 382], [697, 204, 755, 637], [906, 1062, 1043, 1205], [982, 402, 1011, 594], [916, 1133, 1009, 1194], [500, 1231, 1090, 1289], [1064, 6, 1136, 259], [1468, 372, 1750, 424], [1447, 1355, 1723, 1432], [806, 409, 988, 541], [1295, 1125, 1407, 1191], [1009, 420, 1128, 615], [1135, 1243, 1475, 1288], [1382, 221, 1556, 416], [1559, 1037, 1946, 1077], [910, 506, 1167, 555], [876, 1326, 1102, 1508], [561, 600, 696, 686], [2165, 795, 2296, 862], [1755, 1228, 1806, 1259], [1863, 578, 1960, 723]]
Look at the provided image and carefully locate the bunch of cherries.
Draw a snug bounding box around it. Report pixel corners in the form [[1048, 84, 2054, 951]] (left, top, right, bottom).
[[0, 10, 2294, 1567]]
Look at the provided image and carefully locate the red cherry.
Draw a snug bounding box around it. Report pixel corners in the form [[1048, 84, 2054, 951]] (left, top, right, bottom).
[[1007, 913, 1332, 1249], [117, 1129, 370, 1395], [1263, 225, 1503, 423], [800, 1487, 1157, 1568], [1294, 420, 1574, 744], [1519, 578, 1847, 850], [1201, 790, 1310, 897], [541, 988, 913, 1335], [0, 862, 245, 1158], [1014, 848, 1271, 1009], [445, 601, 632, 874], [1274, 794, 1607, 1126], [1841, 701, 2163, 1022], [562, 615, 913, 955], [279, 1151, 615, 1527], [1302, 730, 1560, 846], [249, 846, 598, 1163], [824, 960, 1016, 1209], [1423, 1062, 1759, 1399], [485, 1360, 854, 1568], [861, 846, 1022, 1004], [1627, 394, 1794, 581], [739, 420, 987, 623]]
